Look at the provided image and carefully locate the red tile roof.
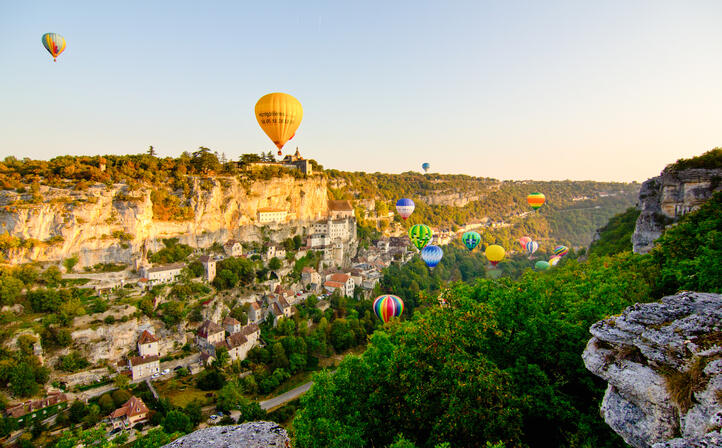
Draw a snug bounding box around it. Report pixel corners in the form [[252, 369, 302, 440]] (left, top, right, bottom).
[[324, 281, 344, 288], [197, 320, 224, 338], [227, 332, 248, 348], [129, 355, 159, 366], [241, 323, 260, 336], [138, 330, 159, 345], [110, 396, 149, 419], [6, 392, 67, 418], [329, 273, 351, 283], [328, 200, 353, 211], [223, 316, 240, 327]]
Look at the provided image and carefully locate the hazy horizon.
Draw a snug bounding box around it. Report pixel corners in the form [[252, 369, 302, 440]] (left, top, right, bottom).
[[1, 1, 721, 183]]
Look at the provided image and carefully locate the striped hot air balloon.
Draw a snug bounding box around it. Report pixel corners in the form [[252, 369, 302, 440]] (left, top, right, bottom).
[[526, 241, 539, 255], [549, 256, 561, 266], [527, 192, 546, 211], [553, 245, 569, 257], [408, 224, 433, 250], [395, 198, 415, 220], [373, 295, 404, 323], [462, 231, 481, 251], [421, 245, 443, 268], [42, 33, 66, 61]]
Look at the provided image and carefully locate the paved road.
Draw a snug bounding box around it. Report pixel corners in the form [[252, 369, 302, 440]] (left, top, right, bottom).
[[259, 381, 313, 410]]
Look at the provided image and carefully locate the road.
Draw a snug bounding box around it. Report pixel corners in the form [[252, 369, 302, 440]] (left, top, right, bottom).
[[259, 381, 313, 410]]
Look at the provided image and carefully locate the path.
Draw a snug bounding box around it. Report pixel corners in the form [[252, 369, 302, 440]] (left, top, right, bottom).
[[259, 381, 313, 410], [145, 379, 159, 400]]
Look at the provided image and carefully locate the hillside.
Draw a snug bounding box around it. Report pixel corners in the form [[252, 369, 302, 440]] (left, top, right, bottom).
[[327, 170, 639, 248], [292, 186, 722, 447]]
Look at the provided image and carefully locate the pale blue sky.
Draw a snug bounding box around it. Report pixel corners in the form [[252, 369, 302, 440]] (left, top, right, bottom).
[[1, 0, 721, 181]]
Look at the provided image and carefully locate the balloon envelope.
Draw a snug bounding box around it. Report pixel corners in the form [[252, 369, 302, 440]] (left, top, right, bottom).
[[255, 93, 303, 156], [42, 33, 66, 61], [553, 245, 569, 257], [422, 162, 430, 173], [421, 245, 443, 268], [535, 260, 550, 270], [518, 236, 532, 250], [526, 241, 539, 255], [462, 231, 481, 251], [408, 224, 433, 250], [373, 295, 404, 323], [395, 198, 415, 220], [549, 256, 561, 266], [485, 244, 505, 266], [527, 192, 546, 210]]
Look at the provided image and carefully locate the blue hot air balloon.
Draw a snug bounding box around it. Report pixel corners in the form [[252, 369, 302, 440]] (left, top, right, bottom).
[[462, 231, 481, 251], [422, 162, 430, 173], [395, 198, 415, 220], [421, 245, 443, 268]]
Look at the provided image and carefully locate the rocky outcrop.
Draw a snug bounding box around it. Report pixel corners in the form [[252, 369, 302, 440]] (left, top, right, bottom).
[[161, 421, 290, 448], [632, 168, 722, 254], [583, 292, 722, 448], [0, 175, 328, 267]]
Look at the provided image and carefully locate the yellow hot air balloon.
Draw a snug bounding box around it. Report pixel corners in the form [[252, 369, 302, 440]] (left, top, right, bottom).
[[485, 244, 506, 267], [255, 93, 303, 156]]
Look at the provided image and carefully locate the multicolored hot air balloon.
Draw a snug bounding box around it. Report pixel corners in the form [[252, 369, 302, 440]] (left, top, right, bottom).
[[255, 93, 303, 156], [527, 192, 546, 211], [42, 33, 66, 62], [549, 256, 561, 267], [518, 236, 532, 251], [373, 295, 404, 323], [553, 245, 569, 257], [462, 231, 481, 251], [422, 162, 430, 173], [421, 245, 443, 268], [526, 241, 539, 256], [395, 198, 415, 220], [485, 244, 505, 267], [535, 260, 550, 270], [409, 224, 433, 250]]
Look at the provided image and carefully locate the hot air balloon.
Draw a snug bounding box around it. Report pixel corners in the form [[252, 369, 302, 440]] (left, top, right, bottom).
[[422, 162, 430, 173], [421, 245, 443, 268], [408, 224, 433, 250], [535, 260, 550, 271], [255, 93, 303, 156], [395, 198, 415, 220], [526, 241, 539, 256], [485, 245, 505, 267], [527, 192, 546, 211], [518, 236, 532, 251], [549, 256, 561, 266], [42, 33, 66, 62], [373, 295, 404, 323], [462, 231, 481, 251], [553, 245, 569, 257]]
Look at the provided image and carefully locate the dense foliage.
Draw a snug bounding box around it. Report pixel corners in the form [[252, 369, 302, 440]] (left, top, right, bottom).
[[587, 207, 640, 257], [664, 147, 722, 172]]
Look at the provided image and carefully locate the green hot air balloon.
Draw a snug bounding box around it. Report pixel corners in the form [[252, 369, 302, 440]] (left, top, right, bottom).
[[408, 224, 433, 250], [535, 260, 550, 271], [462, 231, 481, 251]]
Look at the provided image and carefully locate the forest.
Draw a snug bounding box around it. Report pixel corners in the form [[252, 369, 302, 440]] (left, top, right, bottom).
[[292, 191, 722, 448]]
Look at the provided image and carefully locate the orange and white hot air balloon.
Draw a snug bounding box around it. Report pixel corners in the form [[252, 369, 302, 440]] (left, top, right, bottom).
[[255, 93, 303, 156]]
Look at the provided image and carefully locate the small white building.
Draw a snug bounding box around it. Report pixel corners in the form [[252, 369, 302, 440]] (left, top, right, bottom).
[[258, 208, 288, 224], [129, 355, 159, 380], [326, 273, 355, 297], [327, 200, 354, 220], [223, 240, 243, 257], [196, 320, 225, 349], [199, 255, 216, 283], [301, 267, 321, 286], [138, 330, 159, 357], [139, 262, 185, 286], [266, 244, 287, 260], [223, 316, 241, 335], [248, 302, 263, 324]]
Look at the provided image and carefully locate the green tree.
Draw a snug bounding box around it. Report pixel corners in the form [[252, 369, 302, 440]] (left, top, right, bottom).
[[10, 362, 39, 397], [162, 410, 192, 434], [268, 257, 282, 271]]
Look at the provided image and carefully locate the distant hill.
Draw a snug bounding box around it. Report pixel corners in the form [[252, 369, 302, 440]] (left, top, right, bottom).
[[588, 207, 640, 257], [328, 170, 639, 248]]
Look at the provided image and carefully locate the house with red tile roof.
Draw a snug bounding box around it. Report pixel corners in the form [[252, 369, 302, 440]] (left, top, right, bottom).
[[109, 396, 150, 429]]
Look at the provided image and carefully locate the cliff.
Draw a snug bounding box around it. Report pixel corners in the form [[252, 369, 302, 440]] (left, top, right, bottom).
[[0, 175, 328, 267], [161, 421, 290, 448], [632, 168, 722, 254], [583, 292, 722, 448]]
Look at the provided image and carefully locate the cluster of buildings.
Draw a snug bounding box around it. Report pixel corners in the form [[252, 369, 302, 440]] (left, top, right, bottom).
[[4, 392, 68, 427], [195, 319, 261, 365], [242, 148, 313, 175]]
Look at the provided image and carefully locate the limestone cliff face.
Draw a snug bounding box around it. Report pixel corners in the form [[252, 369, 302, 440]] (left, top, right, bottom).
[[0, 175, 328, 267], [583, 292, 722, 448], [161, 421, 290, 448], [632, 168, 722, 254]]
